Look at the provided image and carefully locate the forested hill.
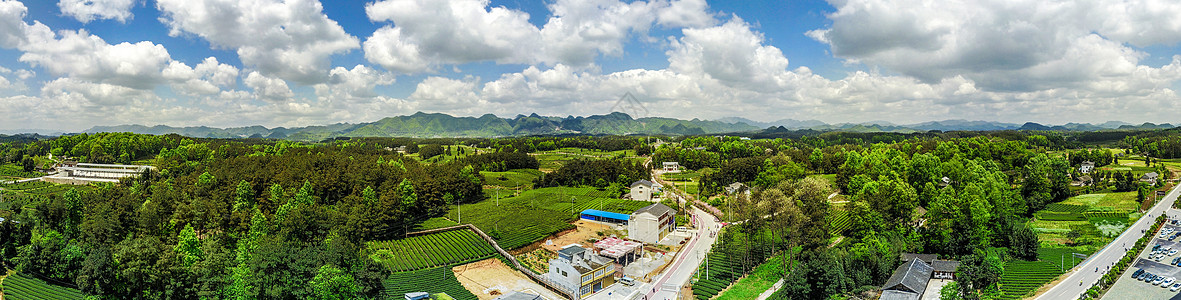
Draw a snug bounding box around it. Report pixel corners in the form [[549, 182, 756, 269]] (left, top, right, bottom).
[[85, 112, 760, 140]]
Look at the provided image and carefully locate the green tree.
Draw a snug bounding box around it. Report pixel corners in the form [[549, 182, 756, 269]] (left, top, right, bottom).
[[176, 223, 203, 268], [20, 155, 34, 172], [310, 264, 359, 300], [1010, 223, 1039, 260], [233, 180, 254, 212]]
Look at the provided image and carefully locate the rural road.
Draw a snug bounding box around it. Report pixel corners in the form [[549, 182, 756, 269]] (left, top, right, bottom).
[[643, 205, 719, 300], [1036, 183, 1181, 300]]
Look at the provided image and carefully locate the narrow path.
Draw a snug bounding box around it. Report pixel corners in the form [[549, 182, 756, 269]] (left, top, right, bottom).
[[755, 278, 785, 300]]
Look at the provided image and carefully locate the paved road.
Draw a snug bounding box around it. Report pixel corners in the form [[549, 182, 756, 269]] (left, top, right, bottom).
[[641, 206, 719, 300], [1036, 183, 1181, 300]]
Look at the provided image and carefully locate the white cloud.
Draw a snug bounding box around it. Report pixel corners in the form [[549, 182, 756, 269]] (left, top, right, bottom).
[[156, 0, 360, 84], [363, 27, 430, 73], [19, 29, 172, 89], [314, 64, 395, 100], [0, 0, 30, 48], [244, 71, 294, 101], [363, 0, 719, 72], [808, 0, 1181, 92], [409, 76, 483, 111], [58, 0, 135, 23], [668, 17, 790, 91], [364, 0, 541, 71], [655, 0, 714, 28]]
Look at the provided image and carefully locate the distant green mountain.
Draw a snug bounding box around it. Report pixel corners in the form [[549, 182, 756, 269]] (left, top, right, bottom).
[[84, 112, 759, 140]]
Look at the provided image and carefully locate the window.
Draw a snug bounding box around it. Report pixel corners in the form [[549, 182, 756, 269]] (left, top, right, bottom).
[[562, 270, 567, 277]]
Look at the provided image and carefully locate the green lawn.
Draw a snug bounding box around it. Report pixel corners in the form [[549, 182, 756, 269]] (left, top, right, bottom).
[[440, 187, 651, 249]]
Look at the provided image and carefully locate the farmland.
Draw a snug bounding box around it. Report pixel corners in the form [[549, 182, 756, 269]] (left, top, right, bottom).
[[691, 228, 782, 300], [442, 187, 651, 249], [829, 209, 852, 234], [1, 273, 85, 300], [997, 247, 1090, 299], [368, 229, 497, 272], [383, 266, 477, 300], [0, 164, 42, 179], [715, 252, 791, 300], [0, 181, 91, 197], [480, 170, 539, 188], [533, 148, 636, 171]]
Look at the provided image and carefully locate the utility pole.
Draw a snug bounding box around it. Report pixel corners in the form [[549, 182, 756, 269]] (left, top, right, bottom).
[[458, 195, 462, 224]]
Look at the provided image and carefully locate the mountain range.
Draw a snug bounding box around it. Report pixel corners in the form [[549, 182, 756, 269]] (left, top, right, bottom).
[[74, 113, 1177, 140]]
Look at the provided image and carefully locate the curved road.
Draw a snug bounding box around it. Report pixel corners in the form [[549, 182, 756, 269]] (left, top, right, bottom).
[[1036, 183, 1181, 300]]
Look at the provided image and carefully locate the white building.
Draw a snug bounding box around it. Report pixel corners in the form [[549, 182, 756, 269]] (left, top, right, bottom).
[[630, 180, 654, 202], [628, 203, 674, 244], [662, 162, 680, 172], [548, 245, 616, 298], [1080, 161, 1095, 174]]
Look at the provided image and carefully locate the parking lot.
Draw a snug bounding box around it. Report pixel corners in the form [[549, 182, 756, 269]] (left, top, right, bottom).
[[1104, 221, 1181, 300]]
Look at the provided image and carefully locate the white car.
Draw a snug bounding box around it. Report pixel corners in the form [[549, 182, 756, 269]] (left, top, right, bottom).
[[1163, 277, 1175, 287], [1170, 283, 1180, 292], [1170, 250, 1178, 256], [1155, 277, 1167, 285]]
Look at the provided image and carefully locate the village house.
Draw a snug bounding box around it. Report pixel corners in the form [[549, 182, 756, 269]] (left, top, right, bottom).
[[630, 180, 654, 201], [662, 161, 680, 172], [628, 203, 674, 244], [548, 245, 616, 298]]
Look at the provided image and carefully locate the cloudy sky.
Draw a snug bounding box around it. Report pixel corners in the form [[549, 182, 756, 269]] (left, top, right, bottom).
[[1, 0, 1180, 131]]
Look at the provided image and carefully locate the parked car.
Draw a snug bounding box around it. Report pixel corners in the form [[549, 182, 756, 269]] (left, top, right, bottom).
[[1163, 277, 1175, 287], [1171, 283, 1180, 292], [1155, 276, 1166, 286], [1135, 269, 1145, 277], [619, 276, 635, 286]]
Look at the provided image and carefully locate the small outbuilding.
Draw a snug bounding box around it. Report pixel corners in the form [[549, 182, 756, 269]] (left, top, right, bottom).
[[1080, 161, 1095, 174], [1142, 172, 1160, 184], [580, 209, 630, 225], [594, 237, 643, 266], [405, 292, 431, 300], [931, 260, 960, 280]]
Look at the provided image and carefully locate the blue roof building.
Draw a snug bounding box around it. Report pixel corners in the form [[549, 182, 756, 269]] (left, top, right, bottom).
[[580, 209, 630, 224]]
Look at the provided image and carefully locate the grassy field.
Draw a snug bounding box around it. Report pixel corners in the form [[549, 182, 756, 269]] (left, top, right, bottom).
[[406, 145, 489, 164], [1058, 192, 1139, 212], [441, 187, 651, 249], [533, 148, 635, 171], [1, 273, 85, 300], [480, 170, 538, 188]]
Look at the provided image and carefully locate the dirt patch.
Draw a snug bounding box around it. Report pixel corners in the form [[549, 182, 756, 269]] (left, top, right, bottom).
[[541, 220, 616, 253], [452, 258, 563, 300]]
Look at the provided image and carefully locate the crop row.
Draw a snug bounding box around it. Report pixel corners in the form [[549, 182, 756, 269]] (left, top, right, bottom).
[[998, 260, 1062, 299], [369, 229, 496, 272], [2, 181, 52, 191], [1083, 211, 1130, 219], [383, 266, 478, 300], [1, 273, 85, 300], [1043, 203, 1088, 213], [829, 209, 852, 234], [692, 229, 782, 300], [1034, 211, 1087, 221]]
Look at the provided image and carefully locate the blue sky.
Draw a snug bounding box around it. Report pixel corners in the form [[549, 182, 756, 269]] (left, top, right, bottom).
[[1, 0, 1180, 131]]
